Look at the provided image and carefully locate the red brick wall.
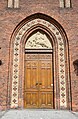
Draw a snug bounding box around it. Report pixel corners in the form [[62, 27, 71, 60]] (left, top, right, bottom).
[[0, 0, 78, 111]]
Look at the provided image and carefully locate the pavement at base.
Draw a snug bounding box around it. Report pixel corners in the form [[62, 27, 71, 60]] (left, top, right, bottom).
[[0, 109, 78, 119]]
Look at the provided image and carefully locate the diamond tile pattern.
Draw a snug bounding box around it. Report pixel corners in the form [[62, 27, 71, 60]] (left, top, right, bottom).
[[11, 18, 67, 108]]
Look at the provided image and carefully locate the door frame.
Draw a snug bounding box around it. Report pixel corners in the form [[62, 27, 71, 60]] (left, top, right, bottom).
[[9, 13, 71, 110], [24, 50, 55, 109]]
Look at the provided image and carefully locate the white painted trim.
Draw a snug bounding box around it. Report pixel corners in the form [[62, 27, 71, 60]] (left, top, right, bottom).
[[8, 0, 13, 8], [14, 0, 19, 8], [11, 18, 67, 108], [65, 0, 71, 8], [59, 0, 64, 8]]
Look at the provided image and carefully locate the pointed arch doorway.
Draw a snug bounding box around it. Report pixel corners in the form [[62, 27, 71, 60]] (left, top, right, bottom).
[[10, 13, 71, 110], [24, 31, 54, 109]]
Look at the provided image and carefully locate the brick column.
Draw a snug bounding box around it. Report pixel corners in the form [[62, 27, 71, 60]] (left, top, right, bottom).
[[14, 0, 19, 8]]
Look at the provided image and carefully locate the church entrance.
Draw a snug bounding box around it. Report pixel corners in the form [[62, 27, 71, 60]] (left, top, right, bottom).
[[24, 50, 54, 108], [10, 14, 71, 109], [24, 31, 54, 109]]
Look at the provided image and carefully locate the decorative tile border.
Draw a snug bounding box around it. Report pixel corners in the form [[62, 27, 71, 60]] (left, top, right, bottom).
[[11, 18, 67, 108]]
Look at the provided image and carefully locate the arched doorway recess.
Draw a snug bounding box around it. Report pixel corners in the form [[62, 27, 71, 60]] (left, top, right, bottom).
[[24, 30, 54, 109], [9, 13, 71, 110]]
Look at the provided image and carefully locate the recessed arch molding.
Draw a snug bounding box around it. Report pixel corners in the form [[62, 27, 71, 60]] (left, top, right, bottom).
[[9, 13, 71, 110]]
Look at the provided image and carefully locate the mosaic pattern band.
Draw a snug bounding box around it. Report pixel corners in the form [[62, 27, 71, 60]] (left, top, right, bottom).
[[11, 18, 67, 108]]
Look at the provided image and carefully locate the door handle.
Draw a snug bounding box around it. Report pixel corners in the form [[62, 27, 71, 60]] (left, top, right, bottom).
[[39, 83, 42, 85], [51, 84, 53, 86], [35, 82, 38, 86], [35, 82, 42, 86]]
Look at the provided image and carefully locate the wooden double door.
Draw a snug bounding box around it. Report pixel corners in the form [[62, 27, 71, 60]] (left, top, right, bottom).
[[24, 51, 54, 108]]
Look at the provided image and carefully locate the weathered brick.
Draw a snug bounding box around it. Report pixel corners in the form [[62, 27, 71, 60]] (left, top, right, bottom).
[[0, 0, 78, 111]]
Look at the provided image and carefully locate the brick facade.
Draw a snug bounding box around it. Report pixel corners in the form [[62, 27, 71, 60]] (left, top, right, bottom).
[[0, 0, 78, 111]]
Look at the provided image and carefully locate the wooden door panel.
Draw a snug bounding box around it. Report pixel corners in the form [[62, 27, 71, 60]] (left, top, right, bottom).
[[47, 63, 53, 88], [25, 61, 38, 89], [39, 63, 47, 89], [25, 61, 31, 89], [40, 92, 46, 107], [31, 61, 38, 88], [24, 53, 54, 108], [24, 92, 38, 108], [39, 61, 52, 89], [24, 54, 39, 108], [40, 92, 53, 108], [39, 54, 53, 108]]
